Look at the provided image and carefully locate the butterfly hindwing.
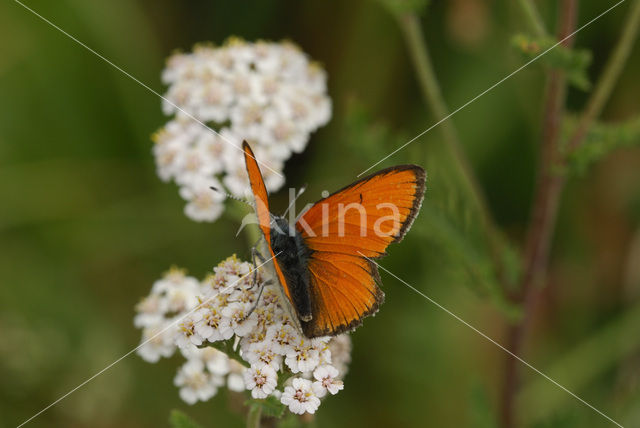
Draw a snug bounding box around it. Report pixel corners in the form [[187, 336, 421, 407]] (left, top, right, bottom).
[[302, 252, 384, 337], [296, 165, 426, 336]]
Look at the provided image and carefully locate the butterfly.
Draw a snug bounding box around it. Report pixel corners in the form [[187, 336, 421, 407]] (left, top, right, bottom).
[[243, 141, 425, 338]]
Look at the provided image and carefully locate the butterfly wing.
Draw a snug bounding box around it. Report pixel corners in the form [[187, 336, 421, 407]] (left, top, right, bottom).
[[296, 165, 426, 337], [242, 141, 292, 302]]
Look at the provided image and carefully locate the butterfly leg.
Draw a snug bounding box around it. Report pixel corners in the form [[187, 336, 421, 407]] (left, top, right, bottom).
[[240, 246, 268, 321]]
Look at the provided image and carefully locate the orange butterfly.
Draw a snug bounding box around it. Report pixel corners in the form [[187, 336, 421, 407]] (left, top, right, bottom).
[[243, 141, 425, 337]]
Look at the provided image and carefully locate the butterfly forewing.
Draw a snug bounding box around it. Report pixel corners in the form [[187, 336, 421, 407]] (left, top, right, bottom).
[[296, 165, 426, 336], [242, 142, 293, 303]]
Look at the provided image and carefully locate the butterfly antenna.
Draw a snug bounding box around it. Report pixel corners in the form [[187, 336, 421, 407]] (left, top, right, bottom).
[[210, 186, 255, 208], [282, 185, 307, 218]]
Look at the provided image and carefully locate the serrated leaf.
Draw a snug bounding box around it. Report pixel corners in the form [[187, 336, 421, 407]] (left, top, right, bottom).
[[512, 34, 592, 91], [169, 409, 204, 428], [563, 114, 640, 175], [245, 395, 286, 419]]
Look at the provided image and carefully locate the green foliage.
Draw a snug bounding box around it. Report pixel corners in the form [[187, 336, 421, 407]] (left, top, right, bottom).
[[414, 205, 521, 320], [343, 97, 410, 166], [528, 412, 580, 428], [277, 414, 304, 428], [512, 34, 592, 91], [564, 115, 640, 175], [376, 0, 430, 16], [469, 383, 499, 428], [245, 396, 286, 419], [518, 302, 640, 424], [169, 410, 204, 428]]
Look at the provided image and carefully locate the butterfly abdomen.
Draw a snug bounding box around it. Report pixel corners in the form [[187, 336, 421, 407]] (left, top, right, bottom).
[[270, 217, 314, 322]]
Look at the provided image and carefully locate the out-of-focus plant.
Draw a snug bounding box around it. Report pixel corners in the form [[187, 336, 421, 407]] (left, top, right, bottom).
[[563, 114, 640, 174], [511, 34, 593, 91], [374, 0, 640, 427], [153, 38, 331, 222]]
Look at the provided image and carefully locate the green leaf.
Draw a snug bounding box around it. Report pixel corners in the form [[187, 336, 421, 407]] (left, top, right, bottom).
[[512, 34, 592, 91], [169, 409, 204, 428], [245, 395, 286, 419], [563, 115, 640, 175]]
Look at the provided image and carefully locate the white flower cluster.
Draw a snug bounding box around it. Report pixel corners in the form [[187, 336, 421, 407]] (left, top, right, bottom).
[[135, 256, 350, 414], [153, 38, 332, 222]]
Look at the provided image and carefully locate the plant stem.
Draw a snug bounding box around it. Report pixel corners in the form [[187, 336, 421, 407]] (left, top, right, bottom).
[[502, 1, 640, 426], [500, 1, 577, 427], [398, 12, 506, 282], [516, 0, 548, 37], [246, 404, 262, 428]]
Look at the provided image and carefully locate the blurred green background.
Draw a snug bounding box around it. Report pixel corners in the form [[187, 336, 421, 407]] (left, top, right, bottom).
[[2, 0, 640, 427]]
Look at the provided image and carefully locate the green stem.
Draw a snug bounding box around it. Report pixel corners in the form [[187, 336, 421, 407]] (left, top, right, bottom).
[[397, 12, 506, 283], [567, 0, 640, 152], [246, 404, 262, 428], [516, 0, 548, 37]]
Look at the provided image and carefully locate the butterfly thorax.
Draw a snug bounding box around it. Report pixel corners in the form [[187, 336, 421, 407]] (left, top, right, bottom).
[[269, 216, 313, 322]]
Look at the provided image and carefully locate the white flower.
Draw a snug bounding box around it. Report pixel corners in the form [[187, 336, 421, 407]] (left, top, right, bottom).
[[227, 359, 247, 392], [155, 38, 332, 222], [312, 365, 343, 397], [242, 340, 282, 371], [280, 378, 321, 415], [174, 359, 218, 404], [243, 362, 278, 399], [227, 372, 245, 392], [176, 318, 204, 349], [137, 322, 177, 363], [266, 323, 300, 355], [195, 305, 231, 342], [135, 256, 352, 411], [200, 347, 230, 376], [285, 338, 321, 373], [221, 302, 258, 337], [179, 176, 225, 222], [327, 334, 352, 376], [134, 294, 166, 328]]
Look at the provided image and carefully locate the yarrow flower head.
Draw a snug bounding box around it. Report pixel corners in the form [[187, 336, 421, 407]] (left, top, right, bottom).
[[153, 38, 332, 222], [280, 377, 321, 415], [134, 255, 351, 415]]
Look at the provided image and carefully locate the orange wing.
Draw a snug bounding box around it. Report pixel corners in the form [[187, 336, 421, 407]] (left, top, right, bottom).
[[297, 165, 426, 337], [242, 142, 292, 302]]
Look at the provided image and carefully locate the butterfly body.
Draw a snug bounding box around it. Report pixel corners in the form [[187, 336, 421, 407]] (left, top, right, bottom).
[[270, 216, 314, 322], [242, 141, 425, 338]]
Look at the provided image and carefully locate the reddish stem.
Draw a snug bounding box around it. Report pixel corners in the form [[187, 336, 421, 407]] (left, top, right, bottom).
[[500, 1, 577, 427]]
